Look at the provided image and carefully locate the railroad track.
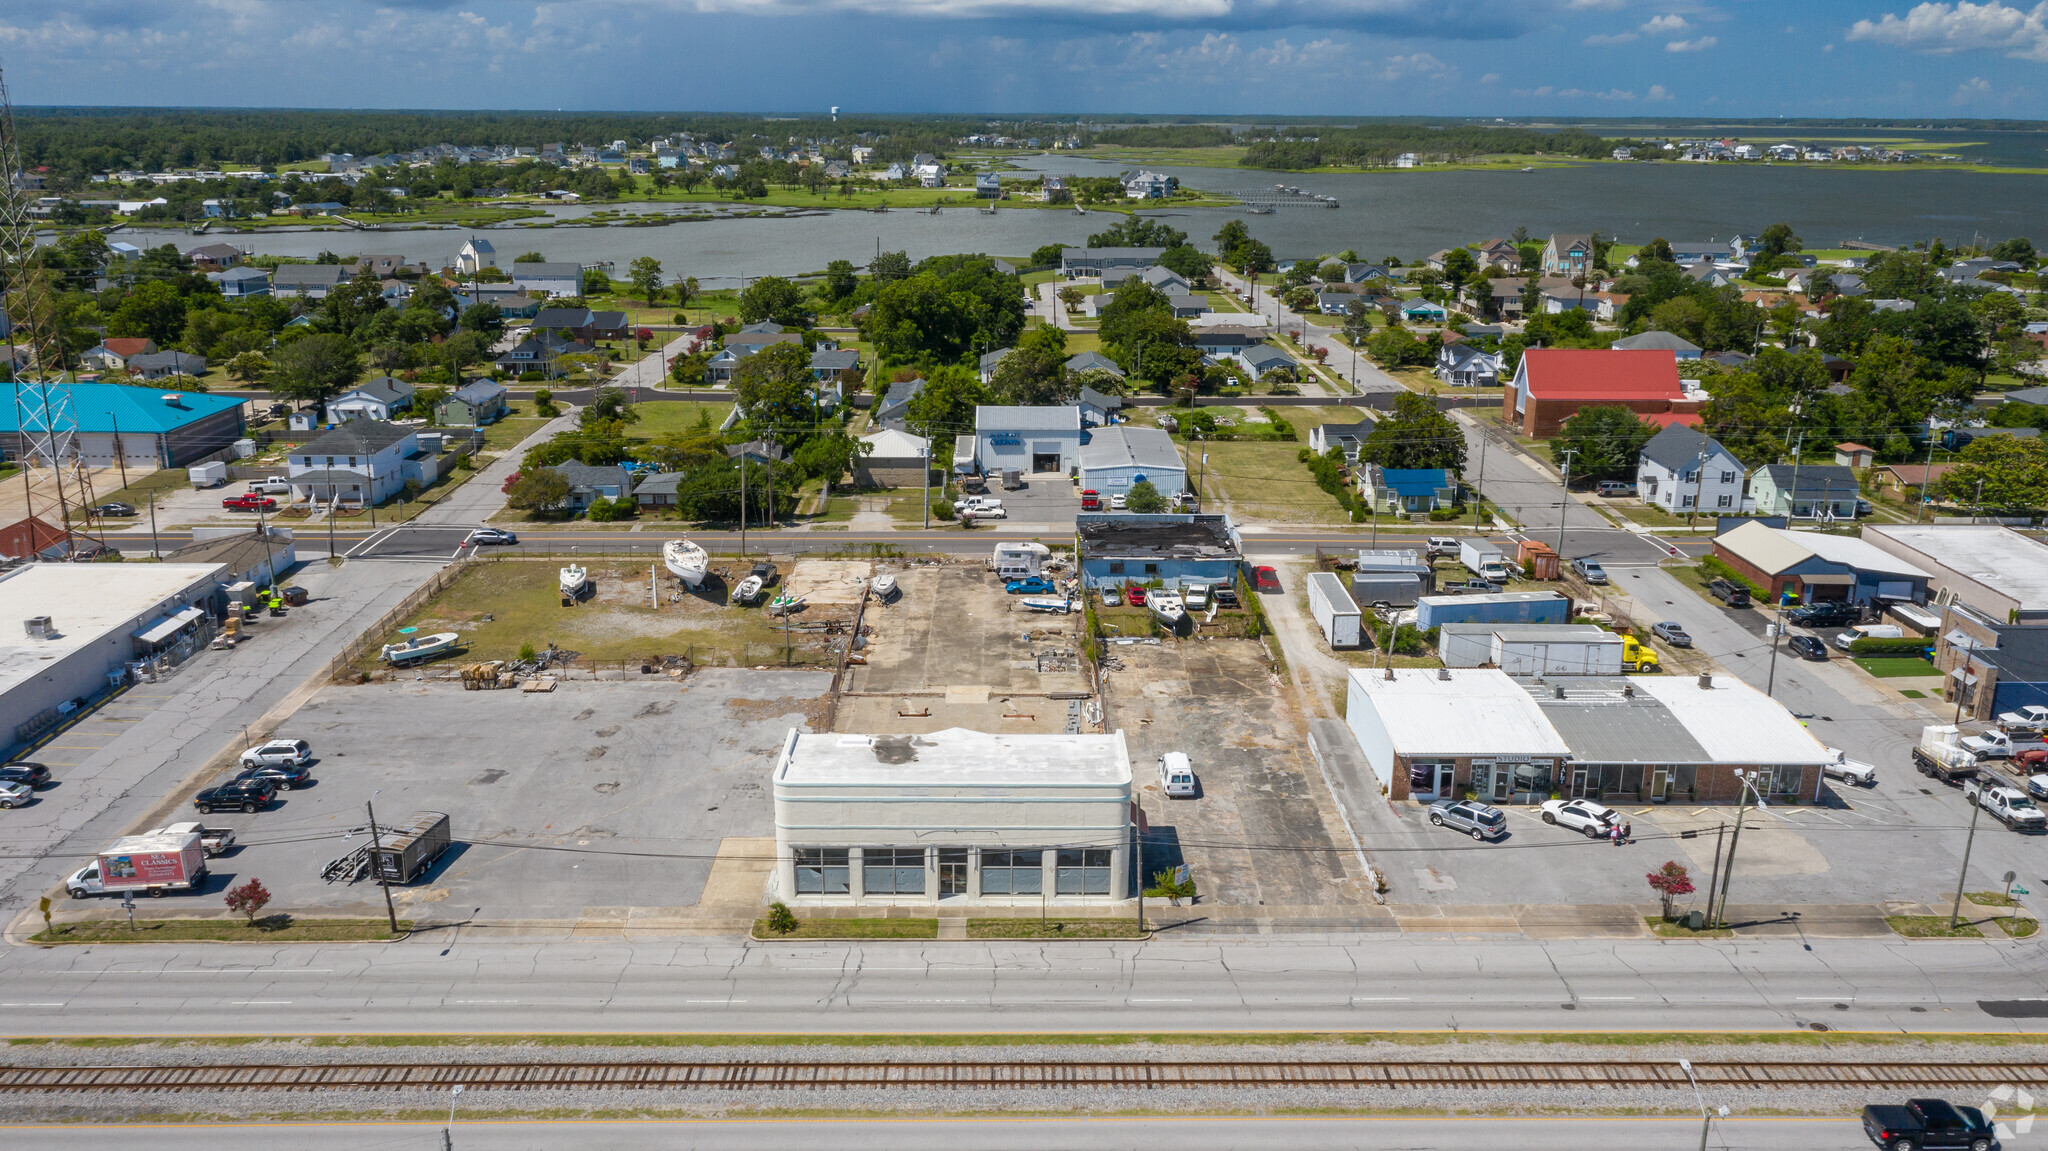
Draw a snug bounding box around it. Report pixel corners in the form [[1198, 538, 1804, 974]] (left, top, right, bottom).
[[3, 1060, 2045, 1093]]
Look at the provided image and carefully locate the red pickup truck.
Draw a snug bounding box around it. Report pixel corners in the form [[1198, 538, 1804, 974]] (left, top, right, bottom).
[[1080, 489, 1102, 511], [221, 494, 278, 512]]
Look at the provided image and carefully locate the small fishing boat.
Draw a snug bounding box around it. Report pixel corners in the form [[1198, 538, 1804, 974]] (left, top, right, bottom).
[[767, 591, 806, 617], [871, 574, 898, 600], [1020, 596, 1071, 614], [559, 564, 587, 596], [731, 574, 764, 604], [381, 630, 459, 666], [663, 538, 708, 588], [1149, 593, 1187, 627]]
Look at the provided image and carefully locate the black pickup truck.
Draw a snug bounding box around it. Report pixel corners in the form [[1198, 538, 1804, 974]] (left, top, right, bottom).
[[192, 778, 276, 814], [1862, 1098, 1994, 1151]]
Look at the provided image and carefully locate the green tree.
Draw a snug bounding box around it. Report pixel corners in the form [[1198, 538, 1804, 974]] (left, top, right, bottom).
[[729, 341, 815, 425], [1031, 243, 1068, 268], [738, 276, 811, 327], [267, 333, 363, 405], [506, 467, 572, 513], [1552, 405, 1658, 484], [1440, 247, 1479, 291], [792, 430, 873, 485], [225, 351, 270, 384], [1360, 389, 1466, 473], [1159, 244, 1214, 282], [1125, 479, 1167, 513], [579, 385, 641, 428], [903, 365, 985, 440], [1087, 217, 1186, 248], [627, 256, 665, 306], [1756, 222, 1802, 258], [1935, 434, 2048, 514], [822, 259, 860, 301], [107, 281, 188, 345], [514, 251, 547, 263], [986, 340, 1068, 406]]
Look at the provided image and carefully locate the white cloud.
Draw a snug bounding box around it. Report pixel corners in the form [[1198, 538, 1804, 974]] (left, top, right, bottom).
[[1846, 2, 2048, 61], [1954, 75, 1995, 100], [1373, 50, 1452, 81], [1666, 35, 1717, 50], [1513, 84, 1638, 99], [1642, 13, 1688, 33], [1646, 83, 1673, 99], [1584, 31, 1637, 45]]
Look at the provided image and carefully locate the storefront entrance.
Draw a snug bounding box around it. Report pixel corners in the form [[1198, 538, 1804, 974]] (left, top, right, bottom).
[[938, 848, 969, 896], [1032, 452, 1062, 472]]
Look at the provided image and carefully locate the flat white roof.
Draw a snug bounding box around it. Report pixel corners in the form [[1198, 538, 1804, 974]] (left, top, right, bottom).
[[777, 728, 1132, 788], [1631, 676, 1834, 766], [1349, 668, 1571, 757], [0, 564, 226, 699], [1865, 525, 2048, 609]]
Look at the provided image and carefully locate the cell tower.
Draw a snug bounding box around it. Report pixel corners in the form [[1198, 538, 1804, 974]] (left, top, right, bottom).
[[0, 61, 95, 547]]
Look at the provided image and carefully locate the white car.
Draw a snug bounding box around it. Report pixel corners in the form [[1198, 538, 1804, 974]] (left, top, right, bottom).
[[239, 738, 311, 769], [1539, 798, 1621, 838], [1821, 747, 1878, 787], [963, 504, 1006, 519], [1183, 584, 1210, 612], [1110, 494, 1127, 510], [1158, 751, 1197, 798], [0, 779, 31, 809], [2000, 705, 2048, 729]]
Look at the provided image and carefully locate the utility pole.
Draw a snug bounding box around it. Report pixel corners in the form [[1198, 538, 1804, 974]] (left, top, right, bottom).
[[921, 434, 930, 529], [1765, 603, 1786, 698], [1473, 436, 1488, 531], [1916, 434, 1938, 523], [1787, 430, 1806, 523], [1949, 792, 1984, 931], [365, 797, 399, 935], [326, 480, 337, 559], [738, 456, 748, 556], [1700, 821, 1727, 925], [1554, 448, 1577, 558], [1688, 449, 1706, 527], [147, 488, 161, 559], [1712, 771, 1764, 928]]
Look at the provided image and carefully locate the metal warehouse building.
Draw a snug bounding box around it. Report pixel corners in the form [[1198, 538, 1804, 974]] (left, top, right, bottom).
[[1, 383, 247, 469], [1078, 427, 1185, 498], [972, 405, 1083, 476], [772, 728, 1133, 907]]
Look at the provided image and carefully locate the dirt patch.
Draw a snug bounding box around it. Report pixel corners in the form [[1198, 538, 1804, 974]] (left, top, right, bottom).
[[726, 695, 834, 731]]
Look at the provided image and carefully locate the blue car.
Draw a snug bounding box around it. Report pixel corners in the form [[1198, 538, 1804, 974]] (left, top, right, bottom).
[[1005, 577, 1057, 595]]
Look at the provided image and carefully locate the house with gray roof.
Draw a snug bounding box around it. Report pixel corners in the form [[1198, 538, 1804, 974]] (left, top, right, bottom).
[[434, 380, 508, 426], [509, 262, 584, 297], [270, 264, 347, 299], [1066, 351, 1124, 379], [126, 351, 208, 380], [1613, 330, 1703, 360], [208, 266, 271, 298], [1077, 386, 1124, 427], [1636, 424, 1745, 516], [872, 376, 924, 430], [1751, 464, 1861, 519], [1235, 344, 1296, 379], [550, 461, 632, 512], [977, 347, 1012, 383], [326, 376, 415, 423], [1168, 292, 1209, 318], [1060, 247, 1166, 280], [1079, 426, 1184, 499]]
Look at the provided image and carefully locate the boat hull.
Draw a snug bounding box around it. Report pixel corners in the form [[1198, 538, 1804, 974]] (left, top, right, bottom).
[[663, 540, 709, 588]]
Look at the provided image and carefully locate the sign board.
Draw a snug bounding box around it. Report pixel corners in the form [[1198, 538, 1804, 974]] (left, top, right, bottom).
[[101, 852, 183, 884], [1172, 864, 1191, 887], [988, 432, 1022, 446]]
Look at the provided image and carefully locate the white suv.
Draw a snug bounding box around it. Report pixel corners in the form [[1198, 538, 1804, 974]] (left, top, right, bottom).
[[1539, 798, 1621, 838], [239, 739, 311, 769]]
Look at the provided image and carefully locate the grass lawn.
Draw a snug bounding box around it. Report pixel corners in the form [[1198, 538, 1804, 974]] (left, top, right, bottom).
[[1886, 915, 1983, 938], [1855, 656, 1939, 678], [1900, 689, 1928, 698], [34, 917, 408, 944], [1198, 440, 1353, 526], [1644, 915, 1734, 939], [967, 919, 1148, 939], [625, 401, 735, 440], [1999, 917, 2041, 938], [754, 917, 937, 939], [480, 416, 554, 453]]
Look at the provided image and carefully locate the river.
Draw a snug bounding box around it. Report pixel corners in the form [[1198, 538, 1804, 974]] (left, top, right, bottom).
[[108, 154, 2048, 279]]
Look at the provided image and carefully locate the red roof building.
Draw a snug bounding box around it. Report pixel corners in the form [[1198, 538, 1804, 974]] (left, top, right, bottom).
[[1504, 348, 1697, 438], [101, 337, 156, 360]]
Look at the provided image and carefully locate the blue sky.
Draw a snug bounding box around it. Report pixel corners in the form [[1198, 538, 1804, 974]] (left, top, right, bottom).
[[3, 0, 2046, 117]]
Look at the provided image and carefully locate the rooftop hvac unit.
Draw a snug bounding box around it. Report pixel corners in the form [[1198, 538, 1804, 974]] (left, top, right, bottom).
[[23, 615, 53, 639]]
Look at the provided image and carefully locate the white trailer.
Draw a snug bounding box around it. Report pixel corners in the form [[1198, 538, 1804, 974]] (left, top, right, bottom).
[[991, 541, 1050, 579], [186, 460, 228, 488], [1490, 625, 1624, 676], [1306, 571, 1363, 649]]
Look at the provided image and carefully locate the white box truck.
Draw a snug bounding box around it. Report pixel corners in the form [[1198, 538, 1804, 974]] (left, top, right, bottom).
[[1306, 571, 1363, 649], [1458, 539, 1510, 583], [66, 828, 207, 898], [187, 460, 228, 488]]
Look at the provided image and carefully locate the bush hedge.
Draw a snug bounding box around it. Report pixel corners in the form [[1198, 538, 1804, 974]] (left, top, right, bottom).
[[1847, 637, 1935, 657], [1299, 448, 1367, 523], [1698, 556, 1767, 600]]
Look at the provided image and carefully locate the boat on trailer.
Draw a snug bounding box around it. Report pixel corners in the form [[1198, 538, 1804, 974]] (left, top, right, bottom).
[[559, 565, 587, 596], [663, 539, 708, 588], [381, 631, 459, 666]]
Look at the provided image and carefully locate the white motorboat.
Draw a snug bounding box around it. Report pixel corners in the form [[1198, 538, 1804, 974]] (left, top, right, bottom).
[[1020, 596, 1071, 614], [1150, 593, 1187, 627], [767, 591, 806, 617], [559, 564, 587, 596], [381, 631, 459, 665], [663, 539, 708, 588], [731, 574, 763, 604], [871, 574, 898, 600]]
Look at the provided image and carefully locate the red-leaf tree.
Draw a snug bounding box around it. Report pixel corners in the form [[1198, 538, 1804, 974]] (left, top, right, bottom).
[[1646, 861, 1695, 920], [225, 877, 272, 925]]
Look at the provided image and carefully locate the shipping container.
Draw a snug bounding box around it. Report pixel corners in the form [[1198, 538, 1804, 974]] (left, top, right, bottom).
[[1307, 572, 1363, 649], [370, 811, 452, 885], [1437, 624, 1500, 668], [1515, 540, 1560, 580], [1415, 591, 1570, 630]]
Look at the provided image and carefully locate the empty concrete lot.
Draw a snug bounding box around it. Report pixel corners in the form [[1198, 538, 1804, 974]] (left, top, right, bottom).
[[844, 563, 1089, 697], [104, 670, 828, 928], [1106, 637, 1375, 911]]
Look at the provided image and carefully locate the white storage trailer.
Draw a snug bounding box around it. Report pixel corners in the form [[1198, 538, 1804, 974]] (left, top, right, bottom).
[[1489, 625, 1624, 676], [1306, 571, 1363, 649], [186, 460, 228, 487]]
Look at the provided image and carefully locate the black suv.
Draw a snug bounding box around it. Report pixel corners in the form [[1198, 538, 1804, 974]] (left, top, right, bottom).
[[1790, 601, 1860, 628], [1863, 1098, 1993, 1151], [1706, 578, 1750, 607], [0, 762, 51, 788], [194, 778, 277, 814], [237, 763, 312, 791]]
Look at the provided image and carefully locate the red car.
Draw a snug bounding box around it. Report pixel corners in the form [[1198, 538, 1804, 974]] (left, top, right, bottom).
[[1254, 566, 1281, 593], [221, 494, 278, 512], [1124, 584, 1146, 606]]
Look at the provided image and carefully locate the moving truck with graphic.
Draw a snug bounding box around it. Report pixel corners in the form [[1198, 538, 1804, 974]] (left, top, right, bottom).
[[66, 829, 208, 898]]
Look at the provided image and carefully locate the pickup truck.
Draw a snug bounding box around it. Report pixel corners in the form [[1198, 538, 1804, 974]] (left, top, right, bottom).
[[1964, 780, 2048, 832], [1959, 728, 2045, 760], [249, 477, 292, 495], [221, 493, 278, 512], [1439, 578, 1500, 595], [1998, 704, 2048, 729], [155, 822, 235, 857], [1862, 1098, 1994, 1151], [1822, 747, 1879, 787]]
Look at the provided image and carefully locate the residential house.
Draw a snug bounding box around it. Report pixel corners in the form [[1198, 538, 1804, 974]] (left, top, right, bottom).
[[1749, 464, 1862, 520], [871, 376, 924, 431], [325, 376, 415, 423], [1704, 350, 1753, 369], [1310, 419, 1377, 464], [509, 262, 584, 297], [1402, 300, 1448, 323], [1636, 424, 1745, 515], [126, 351, 208, 380], [269, 264, 347, 300], [551, 461, 632, 512], [1712, 520, 1930, 607], [1059, 247, 1166, 280], [208, 266, 271, 298], [1123, 171, 1175, 199], [1344, 264, 1397, 285], [809, 348, 861, 384], [533, 306, 598, 342], [705, 328, 804, 385], [1192, 327, 1263, 359], [1138, 266, 1190, 294], [184, 243, 247, 267], [79, 337, 157, 373], [1433, 342, 1502, 388], [1065, 351, 1125, 381], [347, 254, 409, 278], [1236, 344, 1296, 380], [1475, 239, 1522, 273], [631, 472, 684, 511], [1361, 466, 1457, 514], [1318, 291, 1361, 315], [495, 332, 581, 376], [588, 310, 629, 341], [1506, 349, 1699, 438], [1077, 386, 1124, 428], [1540, 234, 1595, 277], [1868, 462, 1955, 505], [977, 348, 1012, 384], [1168, 293, 1209, 319], [853, 428, 932, 488], [975, 173, 1001, 198], [434, 380, 509, 426], [1612, 330, 1703, 360], [287, 420, 449, 506]]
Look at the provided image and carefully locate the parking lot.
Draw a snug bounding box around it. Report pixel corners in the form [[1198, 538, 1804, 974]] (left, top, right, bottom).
[[1105, 636, 1378, 910], [964, 471, 1081, 527], [85, 670, 828, 927]]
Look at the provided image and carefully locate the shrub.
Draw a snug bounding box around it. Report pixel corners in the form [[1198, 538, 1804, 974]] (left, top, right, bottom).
[[518, 371, 545, 383], [765, 901, 798, 934], [1257, 406, 1298, 441], [1427, 508, 1460, 522], [932, 499, 957, 521], [585, 495, 636, 521], [1847, 637, 1935, 656], [1698, 556, 1767, 600], [224, 877, 271, 925]]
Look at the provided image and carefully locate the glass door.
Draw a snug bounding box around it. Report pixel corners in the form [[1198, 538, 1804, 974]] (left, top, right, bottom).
[[1648, 769, 1671, 803], [938, 848, 969, 897], [1570, 767, 1592, 799]]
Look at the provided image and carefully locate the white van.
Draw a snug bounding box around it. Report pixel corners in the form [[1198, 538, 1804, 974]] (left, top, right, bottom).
[[1833, 624, 1906, 650], [1158, 751, 1197, 798]]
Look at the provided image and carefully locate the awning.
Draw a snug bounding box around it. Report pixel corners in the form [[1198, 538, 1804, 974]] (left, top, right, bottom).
[[1800, 573, 1855, 586], [132, 606, 205, 647], [1951, 668, 1980, 686]]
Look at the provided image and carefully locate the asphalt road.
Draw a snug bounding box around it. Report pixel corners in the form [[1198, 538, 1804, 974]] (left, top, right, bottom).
[[0, 1117, 1857, 1150], [1, 930, 2043, 1037]]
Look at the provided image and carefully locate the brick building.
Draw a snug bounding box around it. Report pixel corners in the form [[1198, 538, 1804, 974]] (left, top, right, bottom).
[[1504, 349, 1701, 438]]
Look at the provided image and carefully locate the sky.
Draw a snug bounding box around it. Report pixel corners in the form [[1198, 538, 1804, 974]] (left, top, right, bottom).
[[2, 0, 2047, 118]]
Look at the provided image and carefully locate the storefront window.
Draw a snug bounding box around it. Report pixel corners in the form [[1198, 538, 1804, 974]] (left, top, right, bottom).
[[980, 849, 1042, 895], [863, 848, 926, 895], [793, 847, 849, 894], [1056, 848, 1113, 895]]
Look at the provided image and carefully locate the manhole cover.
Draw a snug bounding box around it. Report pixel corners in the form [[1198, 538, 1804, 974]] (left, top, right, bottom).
[[1809, 1022, 1831, 1032]]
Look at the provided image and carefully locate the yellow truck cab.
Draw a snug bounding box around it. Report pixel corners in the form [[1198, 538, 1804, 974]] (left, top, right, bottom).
[[1621, 635, 1661, 673]]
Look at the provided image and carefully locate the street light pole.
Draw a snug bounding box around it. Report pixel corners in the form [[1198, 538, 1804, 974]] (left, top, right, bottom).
[[1678, 1060, 1728, 1151], [1949, 794, 1984, 931]]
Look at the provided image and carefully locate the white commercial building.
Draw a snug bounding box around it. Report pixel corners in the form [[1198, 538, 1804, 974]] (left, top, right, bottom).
[[772, 727, 1133, 907], [972, 405, 1083, 476], [1078, 426, 1186, 498], [1, 563, 228, 755]]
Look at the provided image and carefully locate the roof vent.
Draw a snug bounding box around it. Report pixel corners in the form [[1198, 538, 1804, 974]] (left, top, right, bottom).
[[1697, 673, 1713, 690], [1554, 685, 1567, 700], [1436, 667, 1451, 681], [23, 616, 53, 640], [1623, 683, 1635, 698], [161, 393, 183, 407]]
